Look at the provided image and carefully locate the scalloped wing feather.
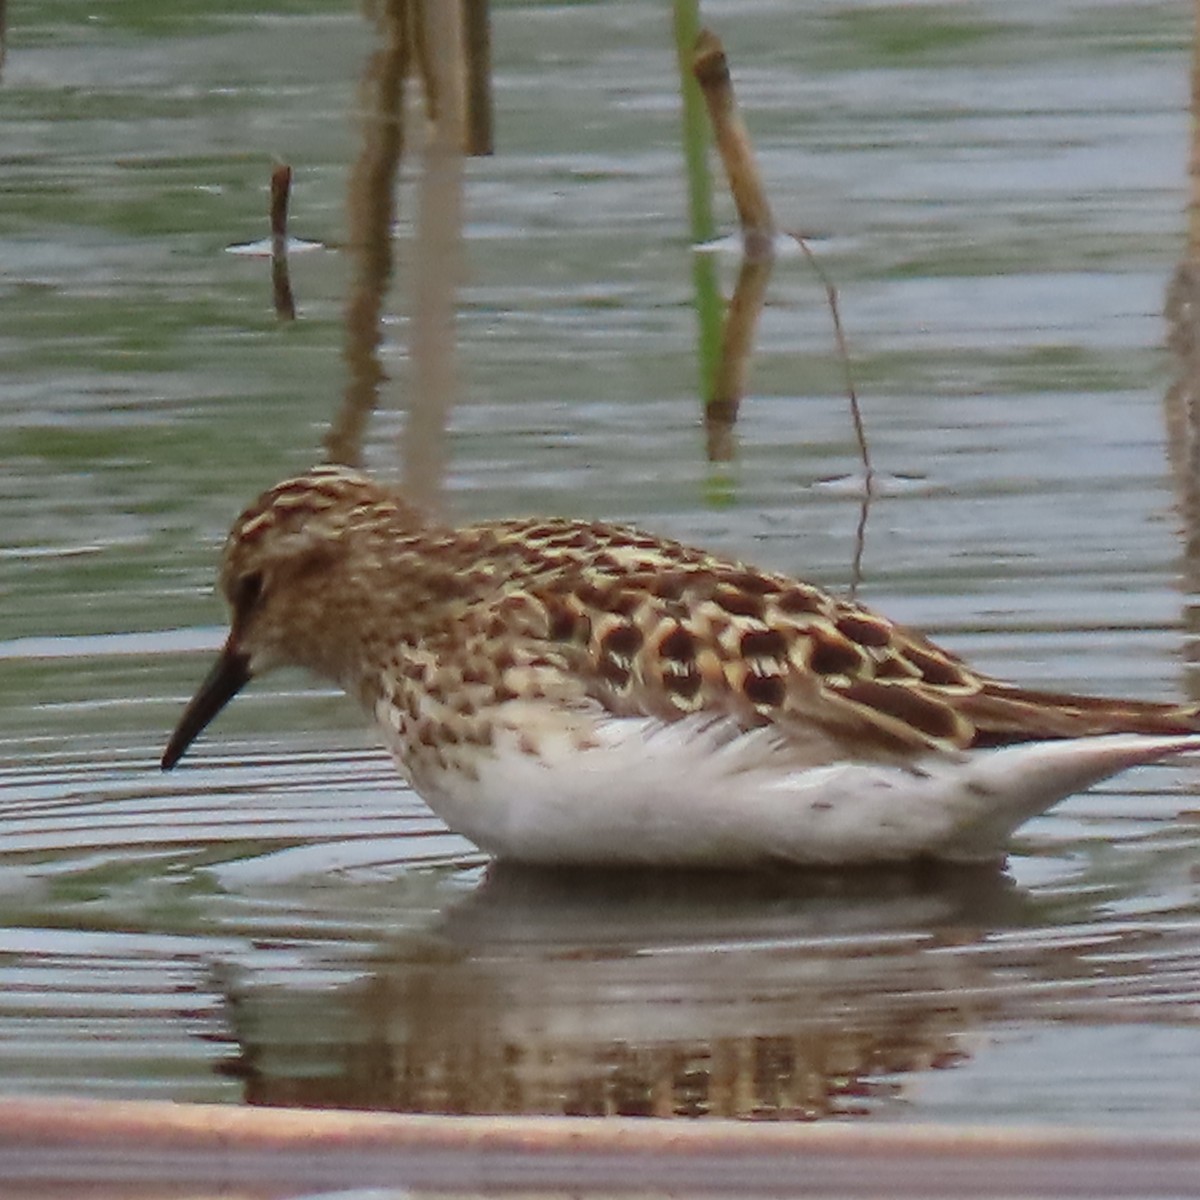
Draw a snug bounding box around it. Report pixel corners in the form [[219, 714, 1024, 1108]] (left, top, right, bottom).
[[436, 547, 1200, 764]]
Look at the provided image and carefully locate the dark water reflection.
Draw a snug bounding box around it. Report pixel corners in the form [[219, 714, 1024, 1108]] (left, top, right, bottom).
[[4, 0, 1200, 1133]]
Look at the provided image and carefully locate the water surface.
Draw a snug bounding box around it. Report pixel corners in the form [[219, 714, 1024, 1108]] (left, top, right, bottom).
[[3, 0, 1200, 1134]]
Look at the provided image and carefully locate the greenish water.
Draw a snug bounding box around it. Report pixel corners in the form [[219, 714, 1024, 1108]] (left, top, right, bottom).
[[3, 0, 1200, 1141]]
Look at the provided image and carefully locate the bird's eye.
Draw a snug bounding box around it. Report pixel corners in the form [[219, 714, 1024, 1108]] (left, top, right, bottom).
[[235, 570, 265, 611]]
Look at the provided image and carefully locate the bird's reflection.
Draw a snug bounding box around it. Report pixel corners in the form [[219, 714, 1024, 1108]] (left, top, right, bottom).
[[216, 860, 1039, 1119], [442, 857, 1026, 945]]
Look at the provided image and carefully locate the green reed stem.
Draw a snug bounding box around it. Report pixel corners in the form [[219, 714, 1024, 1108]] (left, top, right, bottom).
[[672, 0, 722, 403]]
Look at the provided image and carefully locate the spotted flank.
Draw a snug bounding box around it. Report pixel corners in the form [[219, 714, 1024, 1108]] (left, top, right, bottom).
[[161, 465, 1200, 866]]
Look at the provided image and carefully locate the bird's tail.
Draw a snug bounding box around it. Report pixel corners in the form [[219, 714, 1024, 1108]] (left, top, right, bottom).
[[960, 683, 1200, 748], [937, 730, 1200, 861]]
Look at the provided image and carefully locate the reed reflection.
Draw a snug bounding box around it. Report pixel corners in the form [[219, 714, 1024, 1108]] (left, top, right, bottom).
[[1165, 1, 1200, 703], [325, 0, 410, 470]]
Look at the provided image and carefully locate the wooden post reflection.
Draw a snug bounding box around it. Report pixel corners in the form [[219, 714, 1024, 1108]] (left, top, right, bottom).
[[1189, 0, 1200, 261], [403, 0, 466, 514], [1164, 0, 1200, 700], [324, 0, 410, 469], [325, 0, 471, 501], [463, 0, 494, 156]]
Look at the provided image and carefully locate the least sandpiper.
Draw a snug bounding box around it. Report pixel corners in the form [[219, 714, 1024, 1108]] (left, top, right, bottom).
[[162, 464, 1200, 865]]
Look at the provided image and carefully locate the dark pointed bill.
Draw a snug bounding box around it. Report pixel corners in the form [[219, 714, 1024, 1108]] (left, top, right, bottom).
[[161, 640, 252, 770]]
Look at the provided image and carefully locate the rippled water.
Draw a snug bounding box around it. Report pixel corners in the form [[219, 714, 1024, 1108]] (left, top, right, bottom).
[[4, 0, 1200, 1141]]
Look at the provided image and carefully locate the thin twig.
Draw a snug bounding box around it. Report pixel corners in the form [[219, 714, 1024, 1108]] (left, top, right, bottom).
[[849, 491, 870, 603], [787, 230, 875, 599], [786, 230, 874, 492]]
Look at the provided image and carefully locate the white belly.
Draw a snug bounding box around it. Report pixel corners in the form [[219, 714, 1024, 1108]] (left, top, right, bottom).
[[380, 702, 1200, 867]]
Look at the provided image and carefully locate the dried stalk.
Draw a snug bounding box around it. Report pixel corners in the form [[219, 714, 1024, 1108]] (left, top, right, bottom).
[[269, 163, 296, 321], [692, 29, 774, 251]]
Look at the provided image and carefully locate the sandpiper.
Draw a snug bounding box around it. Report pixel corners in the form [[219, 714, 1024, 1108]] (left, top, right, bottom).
[[162, 464, 1200, 866]]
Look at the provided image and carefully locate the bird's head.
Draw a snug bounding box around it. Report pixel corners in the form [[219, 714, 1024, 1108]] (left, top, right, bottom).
[[161, 464, 422, 769]]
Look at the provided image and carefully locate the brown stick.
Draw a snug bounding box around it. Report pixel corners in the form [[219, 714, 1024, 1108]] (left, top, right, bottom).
[[692, 28, 774, 249], [269, 163, 296, 321], [269, 164, 291, 246], [690, 26, 876, 588]]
